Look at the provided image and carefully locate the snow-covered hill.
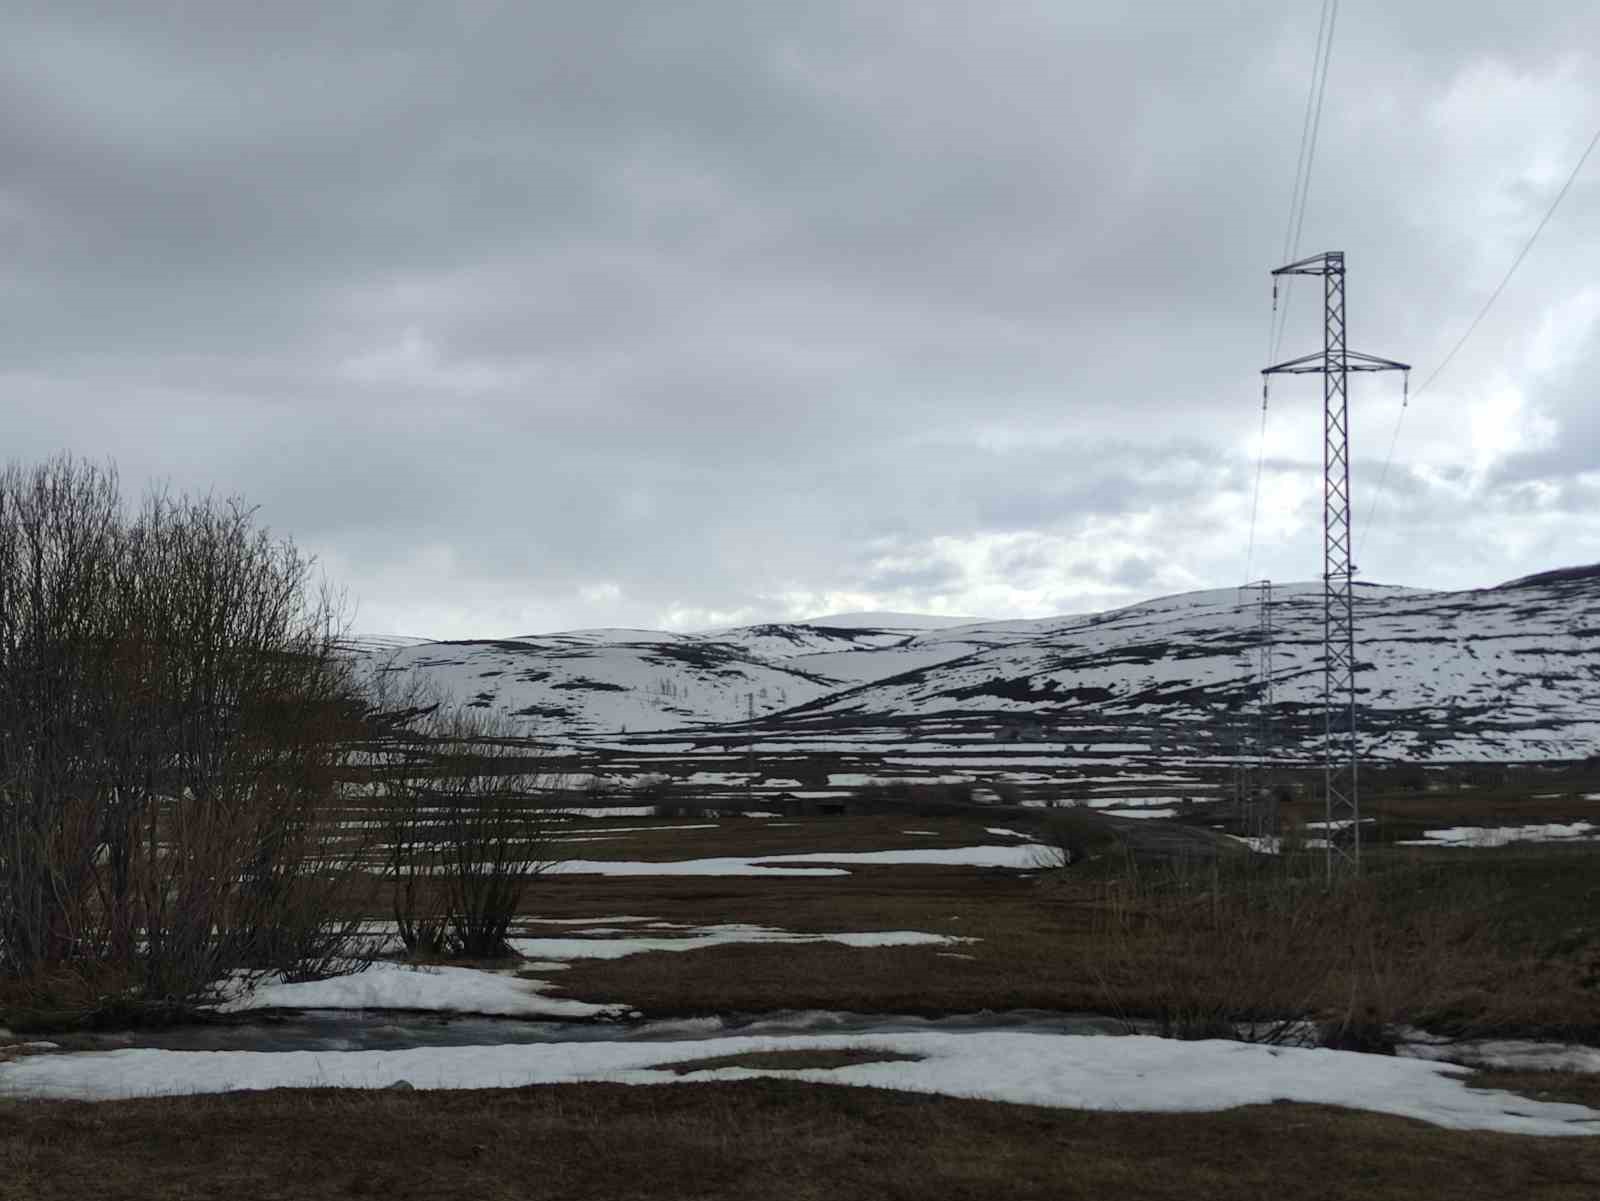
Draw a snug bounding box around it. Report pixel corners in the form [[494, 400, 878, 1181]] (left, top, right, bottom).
[[360, 567, 1600, 767], [778, 576, 1600, 762], [368, 635, 844, 733]]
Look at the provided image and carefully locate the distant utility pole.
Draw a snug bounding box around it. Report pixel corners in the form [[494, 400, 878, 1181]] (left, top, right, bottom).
[[1248, 579, 1275, 839], [1262, 252, 1408, 876], [746, 692, 756, 799]]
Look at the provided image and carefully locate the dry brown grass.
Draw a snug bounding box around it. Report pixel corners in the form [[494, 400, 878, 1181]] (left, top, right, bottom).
[[1469, 1070, 1600, 1111], [534, 867, 1105, 1016], [1284, 773, 1600, 846], [532, 836, 1600, 1042], [538, 813, 1035, 862], [660, 1048, 922, 1074], [2, 1080, 1598, 1201], [1065, 850, 1578, 1045]]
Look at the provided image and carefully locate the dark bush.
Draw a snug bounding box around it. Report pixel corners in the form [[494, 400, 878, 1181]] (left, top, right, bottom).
[[0, 456, 377, 1024]]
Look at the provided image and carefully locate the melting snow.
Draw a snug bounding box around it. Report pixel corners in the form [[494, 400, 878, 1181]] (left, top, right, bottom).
[[5, 1031, 1597, 1136], [508, 927, 970, 960], [1397, 822, 1599, 848], [214, 963, 623, 1020], [549, 844, 1046, 877]]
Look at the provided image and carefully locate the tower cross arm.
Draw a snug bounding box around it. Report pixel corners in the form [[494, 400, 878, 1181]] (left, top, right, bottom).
[[1262, 350, 1326, 375], [1343, 350, 1410, 373], [1271, 251, 1344, 276], [1263, 349, 1410, 376]]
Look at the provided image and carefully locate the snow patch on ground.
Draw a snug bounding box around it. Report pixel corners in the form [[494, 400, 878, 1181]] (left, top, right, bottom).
[[5, 1031, 1597, 1136], [508, 927, 971, 960], [523, 915, 657, 925], [1401, 1037, 1600, 1074], [549, 844, 1046, 876], [1397, 822, 1599, 848], [550, 857, 848, 878], [1100, 808, 1178, 820], [214, 963, 623, 1020], [558, 825, 718, 836], [559, 806, 659, 819]]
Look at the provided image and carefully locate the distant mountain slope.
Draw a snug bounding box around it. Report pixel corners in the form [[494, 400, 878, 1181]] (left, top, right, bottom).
[[370, 636, 845, 733], [777, 577, 1600, 761], [1496, 562, 1600, 590], [360, 568, 1600, 761], [795, 611, 983, 629]]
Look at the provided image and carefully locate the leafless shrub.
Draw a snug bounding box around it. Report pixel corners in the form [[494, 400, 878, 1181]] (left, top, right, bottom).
[[424, 709, 567, 958], [361, 662, 452, 956], [0, 456, 378, 1023], [1035, 805, 1125, 869], [369, 691, 568, 959]]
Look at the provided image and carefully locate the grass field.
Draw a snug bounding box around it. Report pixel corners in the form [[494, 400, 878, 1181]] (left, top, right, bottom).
[[4, 776, 1599, 1198], [4, 1080, 1599, 1200], [479, 802, 1599, 1043]]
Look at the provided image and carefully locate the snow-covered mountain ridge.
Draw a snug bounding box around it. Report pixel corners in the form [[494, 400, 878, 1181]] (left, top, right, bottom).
[[359, 567, 1600, 766]]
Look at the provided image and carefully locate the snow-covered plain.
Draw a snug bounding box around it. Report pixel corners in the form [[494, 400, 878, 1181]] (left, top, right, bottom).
[[5, 1031, 1597, 1136]]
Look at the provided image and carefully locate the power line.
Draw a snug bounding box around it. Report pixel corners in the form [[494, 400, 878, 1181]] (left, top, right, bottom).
[[1246, 0, 1339, 585], [1414, 121, 1600, 399], [1360, 118, 1600, 554], [1281, 0, 1332, 266], [1271, 0, 1341, 362]]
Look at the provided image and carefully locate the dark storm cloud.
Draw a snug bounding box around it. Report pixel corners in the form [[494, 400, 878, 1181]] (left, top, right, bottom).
[[2, 1, 1597, 634]]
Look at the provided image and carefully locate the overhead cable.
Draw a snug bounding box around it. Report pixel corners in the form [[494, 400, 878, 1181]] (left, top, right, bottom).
[[1246, 0, 1339, 586], [1360, 118, 1600, 552]]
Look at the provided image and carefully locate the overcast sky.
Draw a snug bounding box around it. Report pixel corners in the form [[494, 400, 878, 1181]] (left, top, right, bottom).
[[3, 2, 1597, 637]]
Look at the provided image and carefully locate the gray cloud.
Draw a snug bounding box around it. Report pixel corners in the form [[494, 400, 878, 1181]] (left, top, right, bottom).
[[2, 2, 1597, 634]]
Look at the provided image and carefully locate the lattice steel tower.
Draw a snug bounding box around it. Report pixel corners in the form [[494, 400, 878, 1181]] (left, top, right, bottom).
[[1262, 252, 1407, 875]]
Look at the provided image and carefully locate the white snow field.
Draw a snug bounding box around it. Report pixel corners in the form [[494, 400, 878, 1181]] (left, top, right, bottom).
[[4, 1031, 1597, 1136]]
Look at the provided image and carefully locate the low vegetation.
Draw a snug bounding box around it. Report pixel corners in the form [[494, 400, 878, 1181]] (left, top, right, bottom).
[[0, 456, 569, 1029], [538, 823, 1598, 1047], [366, 680, 569, 959], [0, 458, 375, 1027], [3, 1080, 1598, 1201], [1072, 848, 1568, 1047]]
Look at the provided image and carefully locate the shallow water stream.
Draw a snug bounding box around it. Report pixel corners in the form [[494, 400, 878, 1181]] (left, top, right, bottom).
[[43, 1008, 1129, 1055]]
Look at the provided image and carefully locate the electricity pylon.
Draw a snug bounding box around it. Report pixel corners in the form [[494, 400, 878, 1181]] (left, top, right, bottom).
[[1262, 252, 1407, 876]]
